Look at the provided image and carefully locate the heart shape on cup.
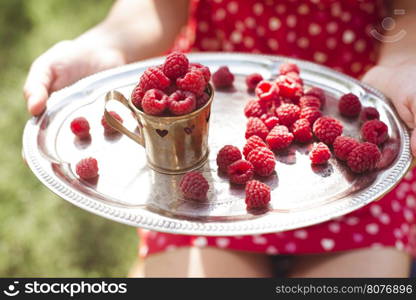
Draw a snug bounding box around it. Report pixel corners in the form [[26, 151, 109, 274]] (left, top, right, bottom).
[[184, 124, 195, 135], [156, 129, 168, 137]]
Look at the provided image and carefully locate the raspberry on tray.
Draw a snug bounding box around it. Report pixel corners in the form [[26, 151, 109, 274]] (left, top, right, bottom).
[[361, 119, 389, 145], [347, 142, 381, 173], [245, 117, 269, 140], [70, 117, 90, 139], [176, 69, 206, 96], [216, 145, 242, 172], [313, 116, 343, 145], [101, 111, 123, 134], [212, 66, 234, 89], [247, 147, 276, 177], [292, 118, 313, 143], [266, 125, 294, 150], [243, 136, 268, 159], [333, 136, 359, 161], [76, 157, 99, 180], [245, 180, 271, 210], [309, 142, 331, 165], [276, 103, 300, 126], [338, 93, 362, 117], [227, 159, 254, 185], [180, 171, 209, 201]]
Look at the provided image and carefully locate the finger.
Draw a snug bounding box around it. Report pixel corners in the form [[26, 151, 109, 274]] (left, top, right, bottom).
[[23, 60, 54, 116], [362, 67, 415, 129], [411, 129, 416, 157]]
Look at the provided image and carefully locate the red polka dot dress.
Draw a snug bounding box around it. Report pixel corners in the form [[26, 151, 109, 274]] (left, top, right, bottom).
[[138, 0, 416, 258]]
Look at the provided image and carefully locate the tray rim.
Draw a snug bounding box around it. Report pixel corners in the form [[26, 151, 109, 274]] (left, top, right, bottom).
[[22, 52, 413, 236]]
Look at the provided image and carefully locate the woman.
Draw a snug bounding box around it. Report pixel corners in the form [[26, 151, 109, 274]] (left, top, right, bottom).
[[24, 0, 416, 277]]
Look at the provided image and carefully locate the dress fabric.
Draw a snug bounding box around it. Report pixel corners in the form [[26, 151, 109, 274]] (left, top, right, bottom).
[[138, 0, 416, 258]]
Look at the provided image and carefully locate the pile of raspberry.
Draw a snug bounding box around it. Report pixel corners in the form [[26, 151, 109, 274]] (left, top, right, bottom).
[[131, 52, 212, 116], [241, 62, 389, 174]]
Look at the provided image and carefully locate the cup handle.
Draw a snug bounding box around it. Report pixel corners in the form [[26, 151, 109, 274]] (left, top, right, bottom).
[[104, 90, 144, 146]]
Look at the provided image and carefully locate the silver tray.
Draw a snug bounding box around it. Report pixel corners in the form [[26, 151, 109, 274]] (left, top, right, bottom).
[[23, 53, 412, 236]]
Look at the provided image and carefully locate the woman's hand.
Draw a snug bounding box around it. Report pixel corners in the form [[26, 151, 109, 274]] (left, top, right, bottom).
[[362, 58, 416, 156], [23, 40, 125, 115]]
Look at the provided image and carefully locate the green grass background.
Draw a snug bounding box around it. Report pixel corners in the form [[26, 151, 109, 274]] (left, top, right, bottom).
[[0, 0, 138, 277]]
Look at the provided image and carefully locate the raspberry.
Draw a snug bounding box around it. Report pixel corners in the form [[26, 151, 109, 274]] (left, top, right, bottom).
[[360, 107, 380, 123], [101, 111, 123, 134], [276, 75, 303, 101], [245, 117, 269, 140], [245, 180, 271, 210], [227, 160, 254, 185], [333, 136, 359, 161], [165, 83, 179, 95], [299, 95, 321, 109], [286, 71, 303, 85], [76, 157, 99, 179], [313, 116, 343, 145], [339, 93, 362, 117], [176, 70, 206, 96], [247, 147, 276, 177], [139, 66, 171, 92], [216, 145, 242, 172], [131, 84, 145, 109], [260, 112, 275, 123], [264, 116, 280, 130], [189, 63, 211, 82], [279, 62, 300, 75], [196, 92, 210, 109], [309, 142, 331, 165], [142, 89, 168, 115], [276, 103, 300, 126], [361, 119, 388, 145], [347, 142, 381, 173], [300, 106, 322, 125], [167, 90, 196, 115], [70, 117, 90, 139], [244, 99, 266, 118], [243, 136, 268, 159], [179, 171, 209, 201], [266, 125, 294, 150], [212, 66, 234, 89], [255, 81, 279, 105], [162, 52, 189, 79], [305, 86, 326, 106], [292, 118, 312, 143], [246, 73, 264, 91]]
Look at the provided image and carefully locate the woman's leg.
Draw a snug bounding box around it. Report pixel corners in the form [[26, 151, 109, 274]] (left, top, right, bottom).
[[138, 247, 273, 277], [289, 247, 412, 278]]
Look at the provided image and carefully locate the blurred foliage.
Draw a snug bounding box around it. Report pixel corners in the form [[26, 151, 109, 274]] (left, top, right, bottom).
[[0, 0, 138, 277]]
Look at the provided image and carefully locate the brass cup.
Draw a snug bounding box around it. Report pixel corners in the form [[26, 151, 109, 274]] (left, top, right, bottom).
[[104, 85, 214, 174]]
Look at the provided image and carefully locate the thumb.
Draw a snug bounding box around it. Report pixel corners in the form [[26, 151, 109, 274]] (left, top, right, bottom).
[[23, 60, 54, 116], [362, 66, 414, 129]]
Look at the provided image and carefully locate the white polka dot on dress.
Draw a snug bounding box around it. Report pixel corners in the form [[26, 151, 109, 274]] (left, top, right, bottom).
[[366, 223, 379, 235], [269, 17, 281, 31], [342, 30, 356, 44], [253, 3, 264, 16], [308, 23, 321, 36], [227, 1, 238, 14], [266, 246, 278, 255], [321, 238, 335, 251], [193, 236, 207, 247], [293, 230, 308, 239], [216, 237, 230, 248], [252, 235, 267, 245], [328, 222, 341, 233]]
